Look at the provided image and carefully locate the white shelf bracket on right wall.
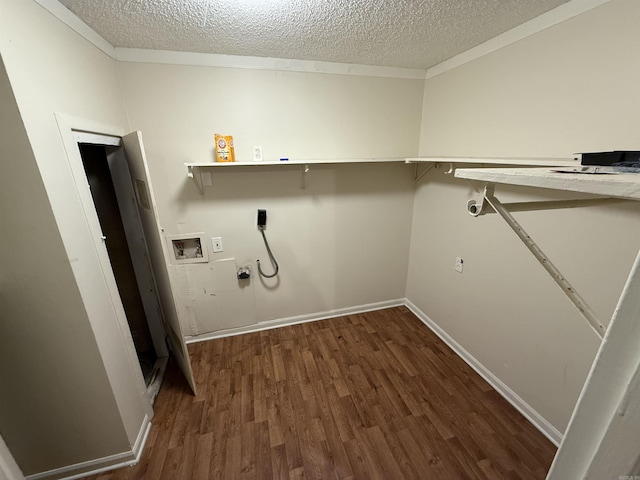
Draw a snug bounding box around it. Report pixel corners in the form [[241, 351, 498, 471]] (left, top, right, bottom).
[[468, 183, 605, 338]]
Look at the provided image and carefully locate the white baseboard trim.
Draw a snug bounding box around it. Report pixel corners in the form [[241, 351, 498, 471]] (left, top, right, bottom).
[[26, 415, 151, 480], [188, 298, 562, 445], [185, 298, 405, 344], [131, 415, 152, 464], [26, 299, 561, 479], [404, 299, 563, 447]]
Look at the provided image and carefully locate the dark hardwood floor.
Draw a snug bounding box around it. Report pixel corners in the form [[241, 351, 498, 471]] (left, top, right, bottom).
[[86, 306, 557, 479]]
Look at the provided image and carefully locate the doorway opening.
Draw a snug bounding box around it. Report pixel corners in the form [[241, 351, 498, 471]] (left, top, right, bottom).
[[78, 142, 167, 397]]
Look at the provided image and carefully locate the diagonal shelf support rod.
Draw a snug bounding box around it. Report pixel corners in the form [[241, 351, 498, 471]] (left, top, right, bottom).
[[471, 184, 605, 339], [413, 162, 435, 182]]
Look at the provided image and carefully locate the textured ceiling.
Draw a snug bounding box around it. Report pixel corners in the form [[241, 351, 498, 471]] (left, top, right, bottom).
[[58, 0, 572, 69]]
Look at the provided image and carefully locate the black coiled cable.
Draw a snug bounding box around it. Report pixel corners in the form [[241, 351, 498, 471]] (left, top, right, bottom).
[[257, 227, 279, 278]]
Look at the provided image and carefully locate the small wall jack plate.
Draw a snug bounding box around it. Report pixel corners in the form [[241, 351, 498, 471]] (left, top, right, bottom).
[[253, 145, 263, 162]]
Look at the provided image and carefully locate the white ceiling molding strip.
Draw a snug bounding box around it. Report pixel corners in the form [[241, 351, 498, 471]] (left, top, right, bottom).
[[34, 0, 610, 80], [32, 0, 116, 58], [33, 0, 424, 79], [114, 48, 427, 80], [426, 0, 612, 79]]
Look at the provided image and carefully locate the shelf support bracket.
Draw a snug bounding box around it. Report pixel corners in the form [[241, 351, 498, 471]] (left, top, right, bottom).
[[443, 162, 454, 175], [470, 183, 605, 339], [467, 187, 623, 216], [413, 162, 435, 182], [466, 185, 491, 217], [301, 164, 309, 189], [187, 165, 204, 196]]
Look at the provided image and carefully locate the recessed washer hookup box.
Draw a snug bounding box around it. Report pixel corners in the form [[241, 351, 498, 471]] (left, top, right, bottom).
[[581, 151, 640, 166], [165, 233, 209, 264]]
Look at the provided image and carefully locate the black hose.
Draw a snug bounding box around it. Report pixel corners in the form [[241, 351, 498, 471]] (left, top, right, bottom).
[[257, 227, 279, 278]]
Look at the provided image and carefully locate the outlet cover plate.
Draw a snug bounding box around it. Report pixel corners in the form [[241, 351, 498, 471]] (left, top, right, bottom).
[[212, 236, 224, 253], [252, 145, 263, 162]]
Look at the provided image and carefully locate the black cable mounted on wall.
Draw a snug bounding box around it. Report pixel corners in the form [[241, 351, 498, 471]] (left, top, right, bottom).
[[256, 209, 279, 278]]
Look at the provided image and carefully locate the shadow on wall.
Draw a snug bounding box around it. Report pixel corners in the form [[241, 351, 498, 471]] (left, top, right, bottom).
[[175, 162, 414, 203]]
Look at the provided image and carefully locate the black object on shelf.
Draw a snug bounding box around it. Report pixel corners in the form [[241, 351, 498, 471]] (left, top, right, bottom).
[[581, 151, 640, 167]]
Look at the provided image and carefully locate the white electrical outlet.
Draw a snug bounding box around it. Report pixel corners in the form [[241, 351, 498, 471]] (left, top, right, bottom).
[[252, 145, 263, 162], [455, 257, 463, 273], [212, 236, 223, 253]]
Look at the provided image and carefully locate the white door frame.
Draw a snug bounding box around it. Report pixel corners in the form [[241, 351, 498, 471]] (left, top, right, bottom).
[[54, 113, 153, 447], [75, 133, 169, 359], [55, 112, 196, 400]]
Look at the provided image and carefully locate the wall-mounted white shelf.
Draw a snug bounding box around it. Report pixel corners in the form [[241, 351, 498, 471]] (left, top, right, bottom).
[[187, 158, 406, 168], [405, 157, 579, 182], [455, 167, 640, 200], [185, 158, 407, 194], [406, 156, 580, 166]]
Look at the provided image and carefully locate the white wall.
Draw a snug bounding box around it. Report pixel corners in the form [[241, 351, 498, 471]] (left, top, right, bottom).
[[118, 62, 424, 335], [0, 0, 150, 476], [408, 0, 640, 434], [6, 0, 638, 475], [0, 53, 129, 476]]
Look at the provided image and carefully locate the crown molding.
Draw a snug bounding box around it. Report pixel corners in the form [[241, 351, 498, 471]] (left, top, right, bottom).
[[114, 48, 427, 79], [426, 0, 612, 79], [32, 0, 425, 79], [34, 0, 612, 80], [33, 0, 115, 58]]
